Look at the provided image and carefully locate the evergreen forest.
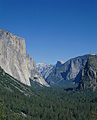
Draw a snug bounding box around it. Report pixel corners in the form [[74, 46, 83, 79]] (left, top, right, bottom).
[[1, 86, 97, 120], [0, 66, 97, 120]]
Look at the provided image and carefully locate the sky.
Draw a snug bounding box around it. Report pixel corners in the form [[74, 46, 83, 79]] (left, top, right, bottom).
[[0, 0, 97, 64]]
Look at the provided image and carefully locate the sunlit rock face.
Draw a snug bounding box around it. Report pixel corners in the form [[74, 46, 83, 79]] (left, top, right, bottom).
[[46, 54, 97, 87], [0, 29, 49, 87], [36, 61, 64, 79]]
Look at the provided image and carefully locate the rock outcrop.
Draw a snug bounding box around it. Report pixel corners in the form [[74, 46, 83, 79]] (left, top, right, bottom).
[[36, 61, 64, 79], [36, 63, 54, 79], [78, 56, 97, 90], [0, 29, 49, 87], [55, 61, 64, 67], [46, 54, 97, 86]]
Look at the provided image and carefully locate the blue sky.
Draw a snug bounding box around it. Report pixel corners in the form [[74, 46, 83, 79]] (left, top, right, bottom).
[[0, 0, 97, 64]]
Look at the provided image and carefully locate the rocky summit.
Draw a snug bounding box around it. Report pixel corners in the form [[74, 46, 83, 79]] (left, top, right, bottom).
[[55, 61, 64, 67], [36, 63, 54, 79], [36, 61, 64, 79], [0, 29, 49, 87], [46, 54, 97, 86], [78, 56, 97, 90]]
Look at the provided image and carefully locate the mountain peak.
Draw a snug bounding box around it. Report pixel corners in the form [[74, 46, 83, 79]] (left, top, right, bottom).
[[55, 60, 64, 67], [90, 53, 97, 55], [36, 61, 64, 79], [0, 29, 23, 39]]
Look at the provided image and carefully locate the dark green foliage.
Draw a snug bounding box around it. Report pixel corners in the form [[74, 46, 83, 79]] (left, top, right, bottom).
[[1, 85, 97, 120], [0, 66, 97, 120], [30, 78, 45, 88], [0, 98, 6, 120]]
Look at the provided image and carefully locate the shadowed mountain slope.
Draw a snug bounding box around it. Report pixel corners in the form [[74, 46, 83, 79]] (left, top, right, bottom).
[[78, 56, 97, 90], [46, 54, 97, 87]]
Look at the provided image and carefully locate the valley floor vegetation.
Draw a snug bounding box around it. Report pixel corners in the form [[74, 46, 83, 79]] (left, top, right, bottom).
[[0, 86, 97, 120]]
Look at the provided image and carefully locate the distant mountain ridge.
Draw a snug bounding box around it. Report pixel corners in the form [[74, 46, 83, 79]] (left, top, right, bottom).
[[0, 29, 49, 87], [36, 63, 54, 79], [36, 61, 64, 79], [46, 54, 97, 87], [1, 29, 97, 89]]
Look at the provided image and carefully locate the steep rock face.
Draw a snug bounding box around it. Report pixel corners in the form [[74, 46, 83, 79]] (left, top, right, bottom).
[[78, 56, 97, 90], [36, 61, 64, 79], [0, 66, 36, 96], [55, 61, 64, 67], [0, 29, 49, 87], [46, 54, 97, 86]]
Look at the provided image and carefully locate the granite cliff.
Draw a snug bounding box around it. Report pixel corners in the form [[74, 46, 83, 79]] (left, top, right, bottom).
[[78, 56, 97, 90], [46, 54, 97, 86], [0, 29, 49, 87]]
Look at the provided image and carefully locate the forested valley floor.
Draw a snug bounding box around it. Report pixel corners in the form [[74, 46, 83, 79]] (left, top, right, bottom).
[[0, 86, 97, 120]]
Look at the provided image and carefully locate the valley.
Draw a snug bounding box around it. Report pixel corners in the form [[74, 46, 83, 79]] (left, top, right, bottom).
[[0, 0, 96, 119], [1, 72, 97, 120], [0, 29, 97, 120]]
